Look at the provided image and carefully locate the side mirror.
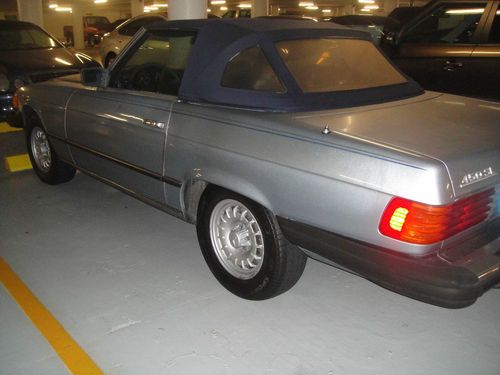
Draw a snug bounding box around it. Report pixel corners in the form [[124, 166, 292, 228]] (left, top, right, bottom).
[[80, 67, 107, 87], [380, 30, 401, 56]]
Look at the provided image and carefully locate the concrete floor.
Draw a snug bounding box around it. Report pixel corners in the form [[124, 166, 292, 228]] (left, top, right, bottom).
[[1, 115, 500, 373]]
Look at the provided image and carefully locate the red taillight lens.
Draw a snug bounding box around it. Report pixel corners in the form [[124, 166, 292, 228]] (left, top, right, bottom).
[[379, 189, 495, 244]]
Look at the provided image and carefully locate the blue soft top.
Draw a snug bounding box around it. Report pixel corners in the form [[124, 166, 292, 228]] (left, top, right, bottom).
[[146, 18, 423, 111]]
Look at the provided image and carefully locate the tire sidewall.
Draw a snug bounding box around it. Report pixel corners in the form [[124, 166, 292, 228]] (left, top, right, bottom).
[[197, 190, 282, 300]]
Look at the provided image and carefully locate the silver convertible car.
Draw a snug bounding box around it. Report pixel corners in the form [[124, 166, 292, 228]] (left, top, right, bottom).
[[16, 19, 500, 308]]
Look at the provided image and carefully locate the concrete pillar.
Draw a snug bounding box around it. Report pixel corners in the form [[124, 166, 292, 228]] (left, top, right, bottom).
[[131, 0, 144, 18], [71, 5, 85, 50], [16, 0, 43, 27], [168, 0, 206, 20], [252, 0, 269, 17], [269, 5, 280, 16], [384, 0, 397, 15], [343, 4, 354, 16]]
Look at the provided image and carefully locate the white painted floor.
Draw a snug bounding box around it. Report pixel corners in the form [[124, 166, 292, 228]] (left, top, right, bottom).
[[1, 171, 500, 375]]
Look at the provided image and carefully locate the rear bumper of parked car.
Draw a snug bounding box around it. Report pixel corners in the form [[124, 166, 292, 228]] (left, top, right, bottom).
[[278, 217, 500, 309]]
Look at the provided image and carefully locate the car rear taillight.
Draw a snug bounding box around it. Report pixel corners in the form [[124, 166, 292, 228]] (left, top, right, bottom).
[[379, 188, 495, 245]]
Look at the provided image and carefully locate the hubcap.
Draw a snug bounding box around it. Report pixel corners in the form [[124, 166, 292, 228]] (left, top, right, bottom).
[[209, 199, 264, 279], [30, 126, 52, 173]]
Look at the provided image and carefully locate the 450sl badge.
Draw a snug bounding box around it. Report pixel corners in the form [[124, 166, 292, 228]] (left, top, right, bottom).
[[460, 166, 497, 188]]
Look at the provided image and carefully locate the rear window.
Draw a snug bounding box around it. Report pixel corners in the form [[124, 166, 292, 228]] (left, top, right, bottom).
[[221, 46, 285, 92], [276, 38, 407, 93]]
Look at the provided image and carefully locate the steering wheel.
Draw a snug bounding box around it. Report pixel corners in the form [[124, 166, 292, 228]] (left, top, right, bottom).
[[129, 63, 163, 91]]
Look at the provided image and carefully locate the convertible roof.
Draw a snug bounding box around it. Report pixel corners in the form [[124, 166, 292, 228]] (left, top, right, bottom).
[[146, 19, 422, 111]]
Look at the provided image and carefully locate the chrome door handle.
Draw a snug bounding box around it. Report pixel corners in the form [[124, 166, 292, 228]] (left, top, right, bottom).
[[443, 60, 464, 72], [143, 119, 166, 129]]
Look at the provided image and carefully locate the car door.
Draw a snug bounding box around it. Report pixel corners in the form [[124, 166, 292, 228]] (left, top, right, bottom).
[[466, 1, 500, 100], [393, 1, 491, 95], [66, 29, 196, 207]]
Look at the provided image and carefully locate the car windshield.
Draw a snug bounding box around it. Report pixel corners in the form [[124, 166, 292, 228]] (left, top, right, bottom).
[[276, 38, 407, 93], [0, 24, 61, 51]]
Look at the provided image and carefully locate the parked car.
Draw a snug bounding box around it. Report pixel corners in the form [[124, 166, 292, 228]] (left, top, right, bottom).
[[330, 15, 401, 45], [17, 19, 500, 308], [99, 14, 168, 67], [382, 0, 500, 101], [83, 16, 112, 47], [108, 18, 128, 31], [0, 20, 99, 127]]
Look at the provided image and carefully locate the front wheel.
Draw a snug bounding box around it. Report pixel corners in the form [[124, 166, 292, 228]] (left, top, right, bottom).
[[197, 188, 307, 300], [26, 118, 76, 185]]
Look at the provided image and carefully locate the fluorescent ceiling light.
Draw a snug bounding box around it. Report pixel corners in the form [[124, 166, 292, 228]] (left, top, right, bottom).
[[306, 6, 318, 10], [55, 7, 72, 12], [445, 8, 483, 14], [152, 3, 168, 7], [299, 2, 314, 7], [364, 4, 379, 9], [211, 0, 226, 4], [358, 0, 375, 3], [207, 8, 211, 12], [238, 3, 252, 8], [360, 8, 371, 12], [220, 6, 227, 10], [48, 3, 58, 8], [94, 0, 107, 3], [322, 9, 332, 13]]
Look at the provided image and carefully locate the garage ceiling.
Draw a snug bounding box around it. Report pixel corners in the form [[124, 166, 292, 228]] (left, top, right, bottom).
[[1, 0, 423, 16]]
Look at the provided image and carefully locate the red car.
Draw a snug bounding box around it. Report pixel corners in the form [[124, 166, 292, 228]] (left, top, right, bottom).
[[83, 16, 112, 46]]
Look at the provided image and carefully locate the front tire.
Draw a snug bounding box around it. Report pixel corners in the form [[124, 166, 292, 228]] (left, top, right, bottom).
[[197, 188, 307, 300], [25, 117, 76, 185]]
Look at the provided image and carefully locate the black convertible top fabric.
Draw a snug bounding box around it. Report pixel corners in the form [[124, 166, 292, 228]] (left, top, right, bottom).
[[146, 19, 423, 111]]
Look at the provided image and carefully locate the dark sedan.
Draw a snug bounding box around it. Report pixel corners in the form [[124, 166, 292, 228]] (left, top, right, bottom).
[[0, 20, 100, 126]]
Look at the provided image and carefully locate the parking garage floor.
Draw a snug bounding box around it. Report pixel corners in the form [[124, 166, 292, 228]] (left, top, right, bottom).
[[1, 115, 500, 373]]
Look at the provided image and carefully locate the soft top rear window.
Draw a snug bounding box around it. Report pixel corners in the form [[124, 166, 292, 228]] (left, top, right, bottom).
[[276, 38, 407, 93]]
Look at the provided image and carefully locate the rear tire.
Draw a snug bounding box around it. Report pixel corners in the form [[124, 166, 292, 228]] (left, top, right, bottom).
[[25, 117, 76, 185], [197, 188, 307, 300]]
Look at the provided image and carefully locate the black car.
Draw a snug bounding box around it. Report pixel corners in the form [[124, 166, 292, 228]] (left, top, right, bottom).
[[0, 20, 100, 126], [382, 0, 500, 101]]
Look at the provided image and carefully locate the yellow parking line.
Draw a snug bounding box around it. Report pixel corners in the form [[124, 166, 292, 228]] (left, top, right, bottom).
[[5, 153, 32, 172], [0, 257, 105, 375], [0, 122, 23, 133]]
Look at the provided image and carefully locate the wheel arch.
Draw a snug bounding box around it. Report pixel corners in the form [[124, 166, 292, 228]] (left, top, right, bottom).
[[182, 171, 275, 224], [105, 52, 117, 67], [21, 104, 43, 129]]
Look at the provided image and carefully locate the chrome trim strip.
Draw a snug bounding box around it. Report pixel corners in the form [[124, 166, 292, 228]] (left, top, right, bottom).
[[48, 133, 182, 188]]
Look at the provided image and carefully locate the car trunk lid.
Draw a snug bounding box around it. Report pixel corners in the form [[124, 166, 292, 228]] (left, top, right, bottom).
[[290, 92, 500, 199]]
